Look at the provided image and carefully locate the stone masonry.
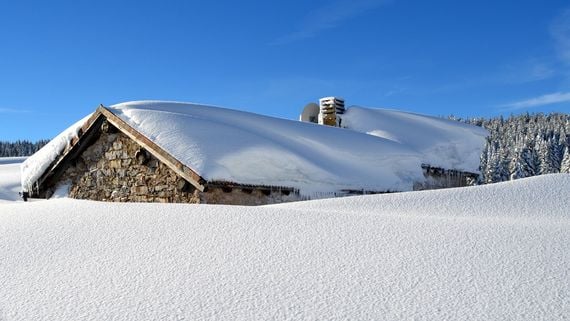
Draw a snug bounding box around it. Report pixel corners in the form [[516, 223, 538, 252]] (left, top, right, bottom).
[[61, 129, 200, 203], [56, 122, 302, 205]]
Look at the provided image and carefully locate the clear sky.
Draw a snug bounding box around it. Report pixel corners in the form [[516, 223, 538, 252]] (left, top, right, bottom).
[[1, 0, 570, 141]]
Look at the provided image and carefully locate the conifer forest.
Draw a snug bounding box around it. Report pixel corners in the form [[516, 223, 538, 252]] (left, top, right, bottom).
[[459, 113, 570, 182]]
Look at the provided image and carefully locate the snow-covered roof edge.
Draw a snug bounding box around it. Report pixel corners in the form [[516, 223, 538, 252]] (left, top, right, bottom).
[[21, 106, 208, 195], [21, 113, 93, 193], [340, 106, 488, 173]]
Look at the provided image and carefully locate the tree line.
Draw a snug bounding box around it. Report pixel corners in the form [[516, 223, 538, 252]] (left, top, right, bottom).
[[455, 113, 570, 183], [0, 140, 49, 157]]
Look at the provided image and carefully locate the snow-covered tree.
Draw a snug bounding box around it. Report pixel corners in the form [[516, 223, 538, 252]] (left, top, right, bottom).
[[457, 112, 570, 183], [0, 139, 49, 157], [561, 146, 570, 174], [509, 149, 525, 180]]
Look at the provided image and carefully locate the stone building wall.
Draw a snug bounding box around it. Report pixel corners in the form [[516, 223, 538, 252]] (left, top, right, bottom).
[[56, 126, 302, 205], [61, 130, 200, 203]]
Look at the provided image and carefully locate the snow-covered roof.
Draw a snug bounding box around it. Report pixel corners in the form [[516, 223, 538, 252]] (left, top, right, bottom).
[[21, 101, 487, 196], [341, 107, 488, 172], [21, 114, 93, 194]]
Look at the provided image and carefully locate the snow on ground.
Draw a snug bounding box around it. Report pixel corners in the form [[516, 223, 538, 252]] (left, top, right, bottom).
[[21, 101, 487, 196], [0, 157, 26, 203], [1, 160, 568, 320]]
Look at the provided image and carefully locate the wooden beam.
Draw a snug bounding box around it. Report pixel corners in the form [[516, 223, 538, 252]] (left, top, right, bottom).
[[33, 110, 105, 197], [97, 105, 206, 192], [43, 117, 105, 189]]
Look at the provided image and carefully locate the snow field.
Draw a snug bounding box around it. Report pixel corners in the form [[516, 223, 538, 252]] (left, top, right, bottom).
[[1, 157, 569, 320], [0, 157, 26, 203]]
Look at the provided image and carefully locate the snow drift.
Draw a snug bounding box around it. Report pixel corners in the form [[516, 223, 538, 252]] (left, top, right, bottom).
[[0, 157, 26, 203], [20, 101, 487, 196], [1, 159, 568, 320]]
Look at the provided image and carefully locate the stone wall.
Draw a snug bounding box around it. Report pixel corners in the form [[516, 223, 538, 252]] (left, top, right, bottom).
[[61, 129, 200, 203], [56, 124, 302, 205]]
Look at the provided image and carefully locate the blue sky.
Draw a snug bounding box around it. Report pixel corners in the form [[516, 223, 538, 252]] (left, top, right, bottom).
[[1, 0, 570, 141]]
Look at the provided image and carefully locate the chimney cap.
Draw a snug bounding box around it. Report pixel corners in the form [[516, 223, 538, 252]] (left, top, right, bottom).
[[319, 96, 345, 102]]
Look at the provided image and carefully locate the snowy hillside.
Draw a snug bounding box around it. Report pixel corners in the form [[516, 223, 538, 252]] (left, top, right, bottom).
[[21, 101, 487, 195], [1, 159, 569, 320]]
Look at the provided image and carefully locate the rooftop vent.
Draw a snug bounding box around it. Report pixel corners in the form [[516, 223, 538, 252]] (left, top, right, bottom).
[[300, 97, 345, 127]]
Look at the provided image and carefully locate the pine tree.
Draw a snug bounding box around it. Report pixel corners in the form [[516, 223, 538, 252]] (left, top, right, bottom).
[[509, 149, 525, 180], [459, 112, 570, 183], [0, 139, 49, 157], [521, 146, 539, 177], [561, 146, 570, 174]]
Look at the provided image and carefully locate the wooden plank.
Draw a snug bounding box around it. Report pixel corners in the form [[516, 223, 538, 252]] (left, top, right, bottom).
[[206, 180, 298, 193], [97, 106, 206, 192]]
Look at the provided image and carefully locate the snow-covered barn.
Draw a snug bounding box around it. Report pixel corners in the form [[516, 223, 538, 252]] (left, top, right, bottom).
[[21, 101, 487, 205]]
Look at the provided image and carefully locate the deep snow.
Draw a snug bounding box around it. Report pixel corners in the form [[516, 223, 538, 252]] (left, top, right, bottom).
[[0, 157, 26, 203], [21, 101, 487, 196], [1, 158, 569, 320]]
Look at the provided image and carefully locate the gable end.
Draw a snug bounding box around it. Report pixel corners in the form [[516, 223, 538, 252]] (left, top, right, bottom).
[[28, 105, 206, 198]]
